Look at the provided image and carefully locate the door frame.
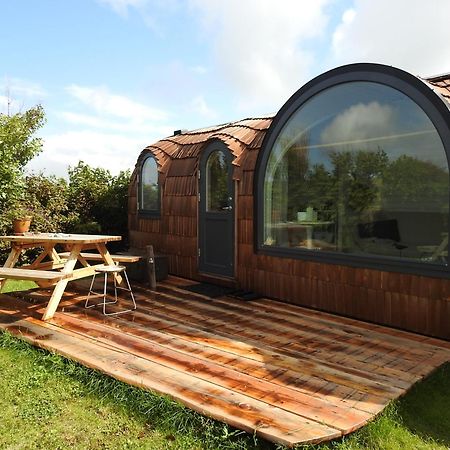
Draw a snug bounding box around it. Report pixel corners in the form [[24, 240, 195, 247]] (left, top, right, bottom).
[[198, 141, 235, 278]]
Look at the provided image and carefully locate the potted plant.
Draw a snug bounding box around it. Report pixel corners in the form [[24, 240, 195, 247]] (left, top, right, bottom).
[[7, 203, 34, 235]]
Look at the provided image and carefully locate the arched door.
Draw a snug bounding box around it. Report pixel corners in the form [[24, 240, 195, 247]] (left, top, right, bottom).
[[198, 143, 234, 277]]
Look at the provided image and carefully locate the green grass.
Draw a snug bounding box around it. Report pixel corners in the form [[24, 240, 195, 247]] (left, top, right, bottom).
[[0, 279, 37, 293]]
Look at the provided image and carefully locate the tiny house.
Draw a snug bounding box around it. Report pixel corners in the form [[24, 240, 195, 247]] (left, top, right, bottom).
[[129, 63, 450, 340]]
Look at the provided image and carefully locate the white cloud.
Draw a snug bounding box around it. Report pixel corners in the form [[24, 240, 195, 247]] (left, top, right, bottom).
[[97, 0, 147, 16], [331, 0, 450, 76], [341, 8, 356, 25], [320, 101, 396, 147], [98, 0, 181, 35], [60, 111, 120, 129], [0, 77, 47, 99], [190, 65, 208, 75], [0, 78, 46, 114], [66, 84, 168, 122], [0, 94, 38, 115], [95, 0, 450, 119], [60, 111, 173, 135], [188, 95, 217, 120], [27, 130, 152, 177], [189, 0, 332, 113], [25, 85, 176, 177]]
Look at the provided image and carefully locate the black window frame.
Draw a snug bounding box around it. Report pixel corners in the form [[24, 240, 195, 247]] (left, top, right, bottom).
[[255, 63, 450, 278], [138, 154, 161, 218]]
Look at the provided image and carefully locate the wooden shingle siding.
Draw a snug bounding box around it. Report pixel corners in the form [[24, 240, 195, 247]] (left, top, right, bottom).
[[129, 90, 450, 340], [129, 117, 272, 282], [238, 252, 450, 339]]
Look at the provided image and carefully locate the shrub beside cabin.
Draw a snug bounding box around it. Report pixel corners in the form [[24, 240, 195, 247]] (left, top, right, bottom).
[[129, 63, 450, 340]]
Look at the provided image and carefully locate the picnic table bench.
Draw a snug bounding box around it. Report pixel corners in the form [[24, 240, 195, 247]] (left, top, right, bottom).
[[0, 267, 69, 283], [58, 252, 142, 263]]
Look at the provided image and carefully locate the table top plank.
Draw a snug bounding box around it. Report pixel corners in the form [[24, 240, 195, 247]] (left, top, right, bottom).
[[0, 233, 122, 244]]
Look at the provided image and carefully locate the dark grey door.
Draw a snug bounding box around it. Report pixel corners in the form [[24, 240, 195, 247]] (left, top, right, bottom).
[[199, 143, 234, 277]]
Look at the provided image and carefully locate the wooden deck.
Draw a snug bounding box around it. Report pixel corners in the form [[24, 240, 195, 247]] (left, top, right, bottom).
[[0, 276, 449, 447]]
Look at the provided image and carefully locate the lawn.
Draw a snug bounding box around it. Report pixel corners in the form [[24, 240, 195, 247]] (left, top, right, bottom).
[[0, 279, 37, 294], [0, 282, 449, 449]]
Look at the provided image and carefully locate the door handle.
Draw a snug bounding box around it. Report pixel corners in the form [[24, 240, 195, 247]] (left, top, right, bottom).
[[221, 206, 233, 211]]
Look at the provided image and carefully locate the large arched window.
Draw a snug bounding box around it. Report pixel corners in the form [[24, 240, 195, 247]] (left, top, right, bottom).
[[256, 64, 450, 275], [138, 155, 160, 215]]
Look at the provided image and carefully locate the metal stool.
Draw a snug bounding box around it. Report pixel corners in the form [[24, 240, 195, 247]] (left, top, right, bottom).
[[85, 264, 136, 315]]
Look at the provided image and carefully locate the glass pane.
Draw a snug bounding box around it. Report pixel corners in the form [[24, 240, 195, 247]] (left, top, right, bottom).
[[141, 157, 158, 210], [206, 150, 230, 212], [264, 82, 449, 265]]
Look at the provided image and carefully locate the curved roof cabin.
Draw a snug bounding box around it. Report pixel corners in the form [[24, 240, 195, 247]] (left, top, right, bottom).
[[129, 63, 450, 340]]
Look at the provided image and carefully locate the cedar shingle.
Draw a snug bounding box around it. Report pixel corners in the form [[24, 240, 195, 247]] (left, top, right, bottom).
[[424, 73, 450, 102], [133, 116, 273, 188]]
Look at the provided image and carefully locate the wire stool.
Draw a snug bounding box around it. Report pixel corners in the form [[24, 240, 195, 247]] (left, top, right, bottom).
[[85, 264, 136, 315]]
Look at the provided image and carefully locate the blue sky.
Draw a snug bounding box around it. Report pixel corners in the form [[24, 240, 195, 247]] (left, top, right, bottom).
[[1, 0, 449, 177]]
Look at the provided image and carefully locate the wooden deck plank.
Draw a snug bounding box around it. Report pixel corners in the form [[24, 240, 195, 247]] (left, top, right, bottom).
[[157, 281, 448, 365], [234, 289, 450, 352], [153, 283, 450, 374], [7, 291, 389, 416], [125, 289, 427, 393], [52, 299, 387, 415], [0, 302, 341, 446], [167, 275, 450, 352], [251, 298, 450, 356], [49, 312, 372, 433], [23, 291, 438, 416], [131, 299, 409, 392], [10, 286, 446, 406], [0, 277, 449, 448], [15, 287, 437, 398], [60, 286, 418, 388]]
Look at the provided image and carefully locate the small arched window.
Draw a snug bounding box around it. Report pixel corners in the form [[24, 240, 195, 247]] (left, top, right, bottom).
[[138, 155, 160, 215], [256, 64, 450, 276]]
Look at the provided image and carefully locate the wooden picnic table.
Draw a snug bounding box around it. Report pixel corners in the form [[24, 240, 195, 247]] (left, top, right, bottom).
[[0, 233, 122, 320]]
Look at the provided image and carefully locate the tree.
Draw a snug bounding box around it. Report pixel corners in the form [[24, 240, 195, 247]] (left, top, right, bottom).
[[67, 161, 131, 248], [0, 105, 46, 212], [95, 169, 131, 240], [24, 173, 76, 233], [381, 155, 449, 212], [67, 161, 111, 230]]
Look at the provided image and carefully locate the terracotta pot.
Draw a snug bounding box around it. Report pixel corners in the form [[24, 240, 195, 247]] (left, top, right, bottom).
[[13, 217, 32, 235]]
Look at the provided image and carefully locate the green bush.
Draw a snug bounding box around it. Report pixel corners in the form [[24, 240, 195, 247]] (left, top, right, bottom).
[[0, 165, 131, 263], [67, 161, 131, 250], [24, 174, 76, 234]]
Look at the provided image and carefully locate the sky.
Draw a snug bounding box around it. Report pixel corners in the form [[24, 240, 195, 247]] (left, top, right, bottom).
[[1, 0, 449, 178]]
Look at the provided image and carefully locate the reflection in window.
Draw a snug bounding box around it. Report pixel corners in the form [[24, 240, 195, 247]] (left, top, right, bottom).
[[264, 82, 449, 265], [206, 150, 230, 212], [140, 156, 159, 212]]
